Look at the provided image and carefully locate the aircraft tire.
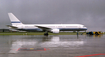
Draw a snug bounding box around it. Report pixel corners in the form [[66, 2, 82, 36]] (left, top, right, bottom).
[[44, 33, 49, 36]]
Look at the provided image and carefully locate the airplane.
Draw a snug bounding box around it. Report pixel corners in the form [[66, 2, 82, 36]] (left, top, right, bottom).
[[7, 13, 87, 36]]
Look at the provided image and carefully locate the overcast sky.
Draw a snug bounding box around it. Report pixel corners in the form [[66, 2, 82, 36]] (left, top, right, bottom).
[[0, 0, 105, 31]]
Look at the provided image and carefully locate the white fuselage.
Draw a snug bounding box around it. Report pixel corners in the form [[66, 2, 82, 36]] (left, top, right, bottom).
[[15, 24, 85, 29], [13, 24, 87, 31]]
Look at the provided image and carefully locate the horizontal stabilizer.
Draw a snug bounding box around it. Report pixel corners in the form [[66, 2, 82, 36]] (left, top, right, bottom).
[[7, 25, 17, 29]]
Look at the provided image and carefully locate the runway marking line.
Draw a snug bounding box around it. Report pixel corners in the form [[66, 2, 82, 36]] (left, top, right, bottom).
[[16, 48, 49, 51], [75, 53, 105, 57]]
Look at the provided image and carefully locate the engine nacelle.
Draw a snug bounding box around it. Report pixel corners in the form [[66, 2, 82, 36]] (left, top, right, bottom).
[[50, 29, 60, 33]]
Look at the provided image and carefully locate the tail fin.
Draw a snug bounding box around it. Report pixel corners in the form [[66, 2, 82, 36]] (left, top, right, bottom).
[[8, 13, 23, 25]]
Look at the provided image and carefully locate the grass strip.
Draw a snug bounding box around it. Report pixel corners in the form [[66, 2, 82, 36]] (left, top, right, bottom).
[[0, 32, 83, 35], [0, 32, 104, 35]]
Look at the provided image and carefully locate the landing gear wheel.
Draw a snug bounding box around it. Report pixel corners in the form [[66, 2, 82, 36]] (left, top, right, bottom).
[[44, 33, 49, 36]]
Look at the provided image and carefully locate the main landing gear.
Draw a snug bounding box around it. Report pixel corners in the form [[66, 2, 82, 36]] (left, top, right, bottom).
[[44, 32, 49, 36]]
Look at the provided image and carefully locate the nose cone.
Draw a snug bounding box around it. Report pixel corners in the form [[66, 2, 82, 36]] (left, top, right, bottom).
[[83, 27, 87, 30]]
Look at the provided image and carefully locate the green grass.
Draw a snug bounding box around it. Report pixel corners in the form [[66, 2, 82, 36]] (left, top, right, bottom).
[[0, 32, 84, 35], [0, 32, 104, 35]]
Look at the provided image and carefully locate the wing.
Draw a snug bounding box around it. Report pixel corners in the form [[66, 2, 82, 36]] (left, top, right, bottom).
[[35, 25, 51, 30], [7, 25, 17, 29]]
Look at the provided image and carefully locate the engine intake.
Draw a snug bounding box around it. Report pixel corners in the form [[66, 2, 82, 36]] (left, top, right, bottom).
[[50, 29, 60, 33]]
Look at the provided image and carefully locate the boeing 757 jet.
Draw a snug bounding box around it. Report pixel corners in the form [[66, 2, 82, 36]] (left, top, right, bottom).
[[7, 13, 87, 35]]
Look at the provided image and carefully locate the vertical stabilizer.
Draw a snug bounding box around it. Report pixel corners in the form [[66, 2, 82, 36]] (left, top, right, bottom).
[[8, 13, 23, 25]]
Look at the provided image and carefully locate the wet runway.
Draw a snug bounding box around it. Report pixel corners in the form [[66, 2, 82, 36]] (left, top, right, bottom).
[[0, 35, 105, 57]]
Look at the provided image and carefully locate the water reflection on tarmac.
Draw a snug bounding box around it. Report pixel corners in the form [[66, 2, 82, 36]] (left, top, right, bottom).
[[0, 35, 105, 57]]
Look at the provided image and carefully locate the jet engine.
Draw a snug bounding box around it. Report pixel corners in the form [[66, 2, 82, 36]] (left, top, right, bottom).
[[50, 29, 60, 33]]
